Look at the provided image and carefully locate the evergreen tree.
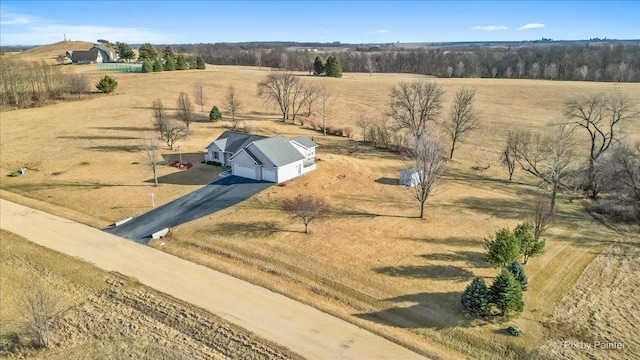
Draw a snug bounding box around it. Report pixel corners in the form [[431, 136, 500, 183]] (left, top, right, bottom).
[[196, 56, 206, 69], [142, 59, 153, 73], [506, 261, 528, 291], [176, 54, 187, 70], [484, 228, 521, 268], [137, 43, 157, 62], [95, 75, 118, 94], [162, 46, 174, 61], [115, 42, 135, 62], [324, 56, 343, 78], [489, 269, 524, 319], [514, 221, 545, 264], [186, 55, 197, 69], [165, 56, 176, 71], [313, 56, 324, 75], [461, 277, 490, 318], [152, 58, 164, 72], [209, 105, 222, 122]]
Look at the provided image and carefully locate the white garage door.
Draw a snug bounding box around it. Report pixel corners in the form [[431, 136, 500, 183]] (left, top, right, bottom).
[[262, 168, 277, 183], [233, 164, 257, 180]]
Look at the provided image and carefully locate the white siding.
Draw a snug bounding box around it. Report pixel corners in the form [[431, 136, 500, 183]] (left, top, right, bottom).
[[262, 167, 277, 182], [233, 164, 258, 180], [277, 161, 303, 183]]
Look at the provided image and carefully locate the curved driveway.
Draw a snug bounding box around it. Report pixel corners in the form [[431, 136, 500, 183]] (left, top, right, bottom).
[[106, 176, 272, 243], [0, 199, 428, 360]]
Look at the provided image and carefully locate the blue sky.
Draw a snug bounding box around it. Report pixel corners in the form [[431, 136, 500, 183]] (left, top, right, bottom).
[[1, 1, 639, 45]]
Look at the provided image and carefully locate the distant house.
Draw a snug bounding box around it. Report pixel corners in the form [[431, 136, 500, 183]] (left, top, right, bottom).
[[400, 167, 422, 187], [204, 131, 318, 183], [70, 45, 117, 64]]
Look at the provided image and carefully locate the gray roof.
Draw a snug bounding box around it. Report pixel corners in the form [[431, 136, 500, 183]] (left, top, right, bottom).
[[290, 136, 317, 149], [71, 48, 99, 62], [249, 136, 304, 167], [207, 131, 267, 153]]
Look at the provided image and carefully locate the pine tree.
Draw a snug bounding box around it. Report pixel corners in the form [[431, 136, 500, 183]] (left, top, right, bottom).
[[142, 59, 153, 73], [196, 56, 206, 70], [514, 221, 545, 264], [507, 261, 528, 291], [461, 277, 490, 318], [209, 105, 222, 122], [95, 75, 118, 94], [176, 54, 187, 70], [152, 58, 164, 72], [165, 56, 176, 71], [313, 56, 324, 75], [484, 228, 521, 268], [489, 269, 524, 319], [137, 43, 157, 62], [325, 56, 343, 78], [115, 42, 135, 62]]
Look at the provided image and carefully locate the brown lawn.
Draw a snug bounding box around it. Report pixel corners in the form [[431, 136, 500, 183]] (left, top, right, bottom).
[[1, 46, 639, 359]]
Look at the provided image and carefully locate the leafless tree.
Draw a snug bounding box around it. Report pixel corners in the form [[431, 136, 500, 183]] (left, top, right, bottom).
[[176, 91, 194, 131], [505, 66, 513, 78], [446, 66, 453, 78], [408, 133, 447, 219], [288, 80, 312, 124], [224, 85, 242, 130], [152, 99, 187, 150], [529, 195, 554, 241], [282, 195, 327, 234], [19, 284, 63, 348], [531, 62, 540, 79], [257, 71, 299, 122], [501, 130, 520, 181], [142, 137, 161, 186], [254, 49, 263, 71], [65, 73, 90, 94], [356, 115, 372, 143], [517, 60, 525, 78], [565, 92, 637, 198], [317, 84, 334, 136], [304, 85, 320, 117], [388, 81, 444, 144], [444, 87, 480, 159], [456, 61, 465, 78], [192, 81, 207, 111], [365, 54, 375, 77], [612, 142, 640, 204], [578, 65, 589, 81]]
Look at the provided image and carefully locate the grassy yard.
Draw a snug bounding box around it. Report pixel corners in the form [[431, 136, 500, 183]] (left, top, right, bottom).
[[1, 44, 639, 359]]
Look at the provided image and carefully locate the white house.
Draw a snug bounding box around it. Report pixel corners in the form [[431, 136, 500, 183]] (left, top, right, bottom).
[[204, 131, 317, 183]]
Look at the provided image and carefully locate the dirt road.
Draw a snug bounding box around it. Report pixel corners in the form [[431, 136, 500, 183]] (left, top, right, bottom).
[[0, 199, 427, 360]]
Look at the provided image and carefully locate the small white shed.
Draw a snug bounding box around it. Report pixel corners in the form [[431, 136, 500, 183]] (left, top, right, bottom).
[[400, 167, 422, 187]]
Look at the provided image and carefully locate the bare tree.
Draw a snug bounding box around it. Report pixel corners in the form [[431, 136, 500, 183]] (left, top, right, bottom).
[[444, 87, 480, 159], [565, 92, 637, 198], [152, 99, 187, 150], [517, 60, 525, 78], [282, 195, 327, 234], [446, 66, 453, 78], [356, 115, 372, 143], [365, 54, 375, 77], [529, 195, 554, 241], [254, 49, 263, 71], [257, 71, 299, 122], [304, 85, 320, 117], [612, 143, 640, 204], [501, 130, 520, 181], [192, 81, 207, 111], [19, 284, 63, 348], [318, 84, 334, 136], [456, 61, 465, 78], [408, 133, 447, 219], [224, 85, 242, 130], [176, 91, 194, 131], [388, 81, 444, 143], [578, 65, 589, 81], [531, 62, 540, 79], [142, 137, 161, 186], [288, 80, 312, 124]]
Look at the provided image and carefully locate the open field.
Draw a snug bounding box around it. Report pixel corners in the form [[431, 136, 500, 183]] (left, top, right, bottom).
[[1, 46, 639, 359], [0, 230, 302, 359]]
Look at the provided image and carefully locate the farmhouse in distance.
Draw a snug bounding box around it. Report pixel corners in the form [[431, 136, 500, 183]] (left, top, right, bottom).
[[204, 131, 317, 183], [68, 44, 118, 64]]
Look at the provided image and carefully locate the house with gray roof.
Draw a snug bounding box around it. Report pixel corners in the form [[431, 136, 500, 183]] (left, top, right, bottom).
[[204, 131, 317, 183], [70, 45, 118, 64]]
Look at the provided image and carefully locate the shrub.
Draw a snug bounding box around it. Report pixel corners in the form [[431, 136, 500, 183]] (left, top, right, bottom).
[[95, 75, 118, 94], [333, 128, 343, 136], [8, 171, 20, 177], [461, 277, 491, 318], [506, 261, 528, 291], [344, 126, 354, 138], [489, 269, 524, 320], [506, 325, 524, 337], [65, 73, 90, 94]]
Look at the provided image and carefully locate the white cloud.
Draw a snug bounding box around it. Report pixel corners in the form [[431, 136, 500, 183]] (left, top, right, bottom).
[[0, 11, 37, 25], [518, 23, 545, 30], [471, 25, 508, 31], [376, 29, 389, 33]]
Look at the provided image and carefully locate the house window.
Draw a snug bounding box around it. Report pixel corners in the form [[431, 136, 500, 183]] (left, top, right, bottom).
[[214, 152, 219, 160]]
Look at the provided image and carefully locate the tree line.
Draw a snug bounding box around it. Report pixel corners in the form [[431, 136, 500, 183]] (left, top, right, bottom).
[[180, 43, 639, 82]]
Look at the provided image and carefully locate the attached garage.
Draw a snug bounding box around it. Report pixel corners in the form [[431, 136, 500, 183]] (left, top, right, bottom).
[[233, 164, 259, 180], [262, 167, 277, 182]]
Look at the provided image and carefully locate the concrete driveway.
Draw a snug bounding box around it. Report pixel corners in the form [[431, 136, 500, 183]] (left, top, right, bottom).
[[105, 176, 272, 243]]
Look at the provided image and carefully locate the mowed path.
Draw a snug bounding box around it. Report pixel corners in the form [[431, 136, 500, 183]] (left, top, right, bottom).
[[0, 199, 427, 360]]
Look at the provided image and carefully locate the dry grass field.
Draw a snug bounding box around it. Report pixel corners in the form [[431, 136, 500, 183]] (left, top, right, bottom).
[[0, 230, 302, 359], [1, 43, 639, 359]]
